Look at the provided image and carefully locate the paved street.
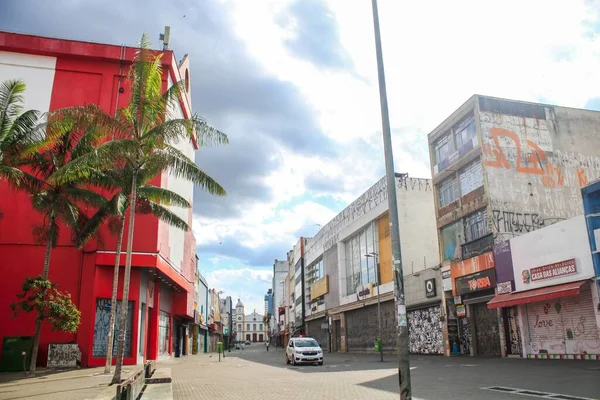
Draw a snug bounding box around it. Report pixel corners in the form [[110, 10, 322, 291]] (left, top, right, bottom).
[[0, 349, 598, 400], [167, 346, 600, 400]]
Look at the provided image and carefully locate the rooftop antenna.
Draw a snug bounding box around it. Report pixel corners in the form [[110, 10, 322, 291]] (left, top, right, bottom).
[[159, 26, 171, 50]]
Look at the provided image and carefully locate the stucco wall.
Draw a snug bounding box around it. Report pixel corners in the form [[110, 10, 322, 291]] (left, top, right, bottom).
[[480, 100, 600, 241]]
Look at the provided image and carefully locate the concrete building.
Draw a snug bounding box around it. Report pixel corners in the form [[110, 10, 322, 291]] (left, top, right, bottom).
[[219, 296, 232, 349], [193, 262, 209, 354], [208, 289, 222, 352], [302, 174, 441, 353], [428, 95, 600, 357], [0, 31, 198, 368], [272, 259, 288, 337]]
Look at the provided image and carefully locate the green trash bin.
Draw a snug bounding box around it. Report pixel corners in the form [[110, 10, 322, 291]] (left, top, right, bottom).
[[217, 342, 223, 354], [374, 338, 382, 353], [0, 336, 33, 372]]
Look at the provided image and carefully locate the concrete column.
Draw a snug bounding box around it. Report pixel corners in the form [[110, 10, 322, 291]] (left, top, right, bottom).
[[340, 312, 347, 352]]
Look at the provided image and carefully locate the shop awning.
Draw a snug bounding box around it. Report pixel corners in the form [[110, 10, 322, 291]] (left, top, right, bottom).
[[487, 280, 589, 309]]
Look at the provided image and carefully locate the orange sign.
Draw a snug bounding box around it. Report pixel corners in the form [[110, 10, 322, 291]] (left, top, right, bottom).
[[450, 251, 495, 295]]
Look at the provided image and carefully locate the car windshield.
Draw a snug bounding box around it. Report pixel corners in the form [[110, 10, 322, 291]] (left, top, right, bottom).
[[294, 338, 319, 348]]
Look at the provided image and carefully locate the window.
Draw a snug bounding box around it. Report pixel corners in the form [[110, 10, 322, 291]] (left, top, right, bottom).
[[343, 221, 379, 296], [440, 221, 464, 261], [238, 324, 242, 331], [434, 134, 453, 164], [158, 310, 170, 355], [438, 177, 459, 208], [246, 324, 250, 331], [259, 324, 263, 331], [253, 324, 257, 331], [464, 210, 489, 243], [238, 316, 241, 321], [307, 258, 324, 286], [93, 299, 134, 358], [454, 116, 477, 150], [459, 159, 483, 196]]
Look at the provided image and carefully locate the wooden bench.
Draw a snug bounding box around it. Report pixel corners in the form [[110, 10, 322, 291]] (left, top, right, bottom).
[[116, 368, 145, 400]]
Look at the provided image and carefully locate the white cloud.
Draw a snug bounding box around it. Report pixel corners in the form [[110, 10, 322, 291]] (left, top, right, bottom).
[[208, 256, 221, 265], [197, 0, 600, 306], [205, 267, 274, 314]]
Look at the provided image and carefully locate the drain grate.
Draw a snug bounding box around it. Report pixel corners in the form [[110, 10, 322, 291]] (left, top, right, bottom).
[[482, 386, 598, 400]]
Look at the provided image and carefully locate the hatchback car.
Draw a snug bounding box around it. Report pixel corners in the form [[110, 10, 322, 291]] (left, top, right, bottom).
[[286, 337, 323, 366]]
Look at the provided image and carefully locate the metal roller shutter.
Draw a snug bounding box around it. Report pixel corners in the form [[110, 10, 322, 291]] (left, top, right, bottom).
[[526, 283, 598, 356]]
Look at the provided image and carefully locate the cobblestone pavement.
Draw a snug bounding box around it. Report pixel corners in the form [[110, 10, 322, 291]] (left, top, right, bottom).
[[0, 349, 598, 400], [166, 347, 600, 400], [0, 365, 139, 400]]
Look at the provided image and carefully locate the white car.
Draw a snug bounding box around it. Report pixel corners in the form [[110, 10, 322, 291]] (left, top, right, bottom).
[[285, 337, 324, 366]]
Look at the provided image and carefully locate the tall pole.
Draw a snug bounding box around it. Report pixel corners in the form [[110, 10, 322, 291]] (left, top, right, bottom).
[[370, 0, 412, 399], [376, 255, 383, 362]]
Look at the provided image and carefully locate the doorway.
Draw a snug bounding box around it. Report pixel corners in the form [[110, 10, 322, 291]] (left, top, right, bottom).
[[472, 303, 501, 356], [503, 307, 522, 356]]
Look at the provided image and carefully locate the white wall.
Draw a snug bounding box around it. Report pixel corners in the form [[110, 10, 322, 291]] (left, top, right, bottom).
[[165, 81, 195, 272], [510, 215, 595, 292], [0, 51, 56, 114]]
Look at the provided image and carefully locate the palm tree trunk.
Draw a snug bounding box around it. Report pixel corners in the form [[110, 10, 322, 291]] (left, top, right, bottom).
[[111, 174, 137, 384], [29, 214, 55, 374], [104, 215, 126, 374]]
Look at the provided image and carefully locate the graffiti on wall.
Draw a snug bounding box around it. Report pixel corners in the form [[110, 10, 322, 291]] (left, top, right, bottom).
[[305, 176, 432, 261], [480, 112, 600, 241], [528, 294, 600, 355], [458, 316, 471, 355], [407, 306, 444, 355]]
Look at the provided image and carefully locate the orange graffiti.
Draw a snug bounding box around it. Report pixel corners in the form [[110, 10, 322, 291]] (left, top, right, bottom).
[[577, 168, 588, 187], [484, 128, 548, 175]]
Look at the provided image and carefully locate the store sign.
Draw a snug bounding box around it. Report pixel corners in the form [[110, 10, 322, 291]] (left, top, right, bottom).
[[425, 278, 436, 298], [357, 283, 374, 300], [497, 281, 513, 294], [442, 270, 452, 292], [522, 259, 577, 284], [455, 269, 497, 296], [456, 304, 466, 317]]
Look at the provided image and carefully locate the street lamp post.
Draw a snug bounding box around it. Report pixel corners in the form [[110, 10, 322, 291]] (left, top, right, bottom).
[[366, 252, 383, 362], [370, 0, 412, 398]]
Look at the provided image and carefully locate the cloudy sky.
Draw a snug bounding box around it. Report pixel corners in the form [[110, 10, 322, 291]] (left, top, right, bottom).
[[3, 0, 600, 313]]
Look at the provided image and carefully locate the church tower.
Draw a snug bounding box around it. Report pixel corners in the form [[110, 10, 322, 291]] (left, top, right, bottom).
[[235, 299, 244, 343]]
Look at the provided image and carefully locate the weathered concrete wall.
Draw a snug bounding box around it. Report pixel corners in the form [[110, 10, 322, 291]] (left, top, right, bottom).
[[404, 267, 443, 308], [344, 301, 396, 352], [479, 98, 600, 241]]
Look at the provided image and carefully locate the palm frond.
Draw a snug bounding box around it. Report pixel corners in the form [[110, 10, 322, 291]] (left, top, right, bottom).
[[0, 80, 27, 139], [138, 184, 191, 208], [0, 165, 24, 186], [191, 115, 229, 147], [49, 139, 139, 185], [62, 186, 108, 208], [146, 145, 226, 196], [145, 201, 190, 231]]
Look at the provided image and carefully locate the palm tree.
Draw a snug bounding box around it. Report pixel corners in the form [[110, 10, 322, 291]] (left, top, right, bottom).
[[19, 128, 107, 374], [73, 165, 191, 374], [0, 79, 43, 186], [51, 34, 228, 384]]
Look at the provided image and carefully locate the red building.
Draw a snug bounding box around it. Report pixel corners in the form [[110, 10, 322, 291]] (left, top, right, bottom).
[[0, 31, 198, 367]]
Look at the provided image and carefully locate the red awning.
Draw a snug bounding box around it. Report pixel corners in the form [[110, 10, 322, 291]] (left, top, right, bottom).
[[487, 280, 589, 309]]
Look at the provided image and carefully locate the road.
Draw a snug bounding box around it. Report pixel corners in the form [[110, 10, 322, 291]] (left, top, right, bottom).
[[167, 345, 600, 400]]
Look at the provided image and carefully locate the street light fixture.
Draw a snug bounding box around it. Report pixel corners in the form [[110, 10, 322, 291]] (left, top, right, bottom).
[[370, 0, 412, 397], [366, 252, 383, 362]]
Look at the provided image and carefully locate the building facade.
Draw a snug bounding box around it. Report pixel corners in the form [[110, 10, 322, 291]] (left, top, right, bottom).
[[487, 215, 600, 359], [272, 259, 288, 338], [302, 174, 441, 353], [193, 270, 209, 354], [0, 31, 197, 368], [233, 299, 245, 344], [428, 95, 600, 357], [243, 311, 267, 343]]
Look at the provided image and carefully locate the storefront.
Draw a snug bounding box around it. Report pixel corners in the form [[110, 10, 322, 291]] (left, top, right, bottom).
[[451, 252, 502, 356], [405, 270, 444, 355], [487, 216, 600, 359]]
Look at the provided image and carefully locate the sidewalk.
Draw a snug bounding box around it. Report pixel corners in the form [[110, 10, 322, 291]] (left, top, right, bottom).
[[0, 365, 141, 400]]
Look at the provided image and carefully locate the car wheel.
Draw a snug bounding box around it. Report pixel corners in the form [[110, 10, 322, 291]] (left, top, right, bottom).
[[318, 361, 323, 366], [291, 356, 296, 366], [286, 354, 290, 364]]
